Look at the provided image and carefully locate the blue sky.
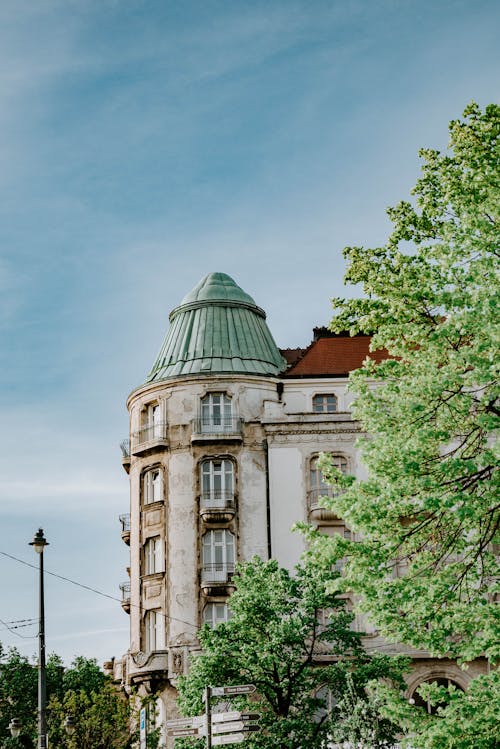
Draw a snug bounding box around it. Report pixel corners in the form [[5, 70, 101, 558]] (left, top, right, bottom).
[[0, 0, 498, 665]]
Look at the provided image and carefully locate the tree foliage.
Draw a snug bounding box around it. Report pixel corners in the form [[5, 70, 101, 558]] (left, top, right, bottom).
[[177, 557, 407, 749], [0, 644, 133, 749], [307, 102, 499, 746]]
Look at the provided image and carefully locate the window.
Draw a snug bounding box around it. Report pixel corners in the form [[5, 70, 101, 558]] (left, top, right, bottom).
[[144, 610, 164, 651], [313, 685, 337, 723], [200, 393, 232, 432], [411, 678, 464, 715], [310, 455, 347, 505], [143, 468, 163, 504], [141, 403, 163, 441], [202, 530, 235, 582], [312, 394, 338, 413], [144, 536, 163, 575], [201, 459, 234, 506], [203, 602, 231, 627]]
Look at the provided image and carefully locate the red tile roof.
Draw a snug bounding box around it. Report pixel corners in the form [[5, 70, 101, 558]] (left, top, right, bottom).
[[282, 332, 389, 377]]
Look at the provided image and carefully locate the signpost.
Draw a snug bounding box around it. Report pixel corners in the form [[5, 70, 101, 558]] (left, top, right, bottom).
[[168, 684, 261, 748]]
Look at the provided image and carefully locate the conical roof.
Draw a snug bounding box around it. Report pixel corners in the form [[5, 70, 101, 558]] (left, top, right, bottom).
[[146, 273, 286, 381]]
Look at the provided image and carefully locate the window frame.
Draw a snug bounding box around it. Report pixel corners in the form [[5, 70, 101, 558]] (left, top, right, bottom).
[[200, 392, 232, 432], [144, 536, 163, 575], [143, 467, 163, 505], [312, 393, 338, 413], [309, 454, 348, 506], [201, 529, 236, 581], [201, 458, 235, 507], [144, 609, 164, 652], [202, 602, 231, 628]]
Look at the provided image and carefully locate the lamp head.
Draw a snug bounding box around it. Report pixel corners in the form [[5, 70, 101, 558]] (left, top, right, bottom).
[[64, 715, 76, 735], [9, 718, 21, 738], [29, 528, 49, 554]]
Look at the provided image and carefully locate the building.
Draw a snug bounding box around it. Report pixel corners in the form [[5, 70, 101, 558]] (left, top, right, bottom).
[[114, 272, 484, 738]]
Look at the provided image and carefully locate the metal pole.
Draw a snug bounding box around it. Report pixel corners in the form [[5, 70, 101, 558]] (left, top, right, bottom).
[[205, 686, 212, 749], [30, 530, 48, 749], [39, 544, 47, 749]]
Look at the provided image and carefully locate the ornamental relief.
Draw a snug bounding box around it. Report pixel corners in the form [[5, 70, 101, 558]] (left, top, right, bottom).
[[266, 430, 360, 444]]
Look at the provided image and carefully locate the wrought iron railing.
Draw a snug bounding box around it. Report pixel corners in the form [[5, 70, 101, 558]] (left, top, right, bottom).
[[119, 514, 131, 533], [120, 439, 130, 458], [192, 417, 242, 437], [200, 491, 235, 509], [309, 488, 345, 510], [119, 581, 131, 601], [131, 422, 168, 449], [201, 563, 235, 584]]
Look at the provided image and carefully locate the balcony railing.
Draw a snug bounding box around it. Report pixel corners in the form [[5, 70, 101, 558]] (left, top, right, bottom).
[[200, 491, 235, 510], [192, 417, 242, 440], [119, 514, 131, 544], [120, 439, 130, 458], [119, 582, 131, 613], [309, 488, 335, 510], [201, 563, 235, 584], [130, 423, 168, 454]]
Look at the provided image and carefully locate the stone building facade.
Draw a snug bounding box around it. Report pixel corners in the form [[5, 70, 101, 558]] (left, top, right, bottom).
[[113, 272, 484, 741]]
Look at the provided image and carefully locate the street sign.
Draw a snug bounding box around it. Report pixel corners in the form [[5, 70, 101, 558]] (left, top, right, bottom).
[[211, 684, 256, 697], [167, 727, 203, 738], [212, 711, 261, 724], [212, 727, 260, 746], [140, 707, 146, 749], [212, 734, 246, 746], [212, 722, 246, 734], [166, 716, 206, 729]]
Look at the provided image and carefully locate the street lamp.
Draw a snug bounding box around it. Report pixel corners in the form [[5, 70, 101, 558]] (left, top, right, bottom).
[[29, 529, 49, 749], [63, 716, 76, 735], [8, 718, 21, 738]]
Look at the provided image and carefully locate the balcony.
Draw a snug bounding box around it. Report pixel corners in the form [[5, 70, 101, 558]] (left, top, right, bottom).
[[120, 582, 131, 614], [191, 417, 242, 443], [120, 439, 131, 473], [119, 513, 131, 545], [130, 423, 168, 456], [128, 650, 170, 689], [201, 563, 235, 596], [309, 491, 340, 524], [200, 492, 235, 523]]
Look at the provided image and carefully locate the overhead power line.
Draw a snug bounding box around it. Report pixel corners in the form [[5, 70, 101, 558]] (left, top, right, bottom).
[[0, 550, 199, 631]]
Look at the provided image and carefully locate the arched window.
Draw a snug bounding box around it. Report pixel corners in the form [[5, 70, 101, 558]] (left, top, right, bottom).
[[312, 394, 338, 413], [143, 468, 163, 504], [203, 602, 231, 628], [200, 393, 232, 432], [411, 678, 464, 715], [310, 455, 347, 505], [202, 530, 235, 583], [201, 459, 234, 507]]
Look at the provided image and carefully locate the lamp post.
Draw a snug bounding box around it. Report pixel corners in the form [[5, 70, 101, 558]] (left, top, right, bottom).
[[29, 529, 49, 749]]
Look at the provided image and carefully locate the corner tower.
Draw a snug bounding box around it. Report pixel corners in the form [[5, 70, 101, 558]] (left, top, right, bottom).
[[119, 273, 285, 720]]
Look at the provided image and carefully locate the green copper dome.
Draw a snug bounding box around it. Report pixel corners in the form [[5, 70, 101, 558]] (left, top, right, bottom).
[[146, 273, 286, 381]]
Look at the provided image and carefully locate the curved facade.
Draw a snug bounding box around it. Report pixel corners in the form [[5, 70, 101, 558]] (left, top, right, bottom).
[[115, 275, 488, 744]]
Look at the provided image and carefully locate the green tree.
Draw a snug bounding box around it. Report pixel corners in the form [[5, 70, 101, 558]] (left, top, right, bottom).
[[0, 646, 133, 749], [177, 557, 407, 749], [307, 102, 499, 746]]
